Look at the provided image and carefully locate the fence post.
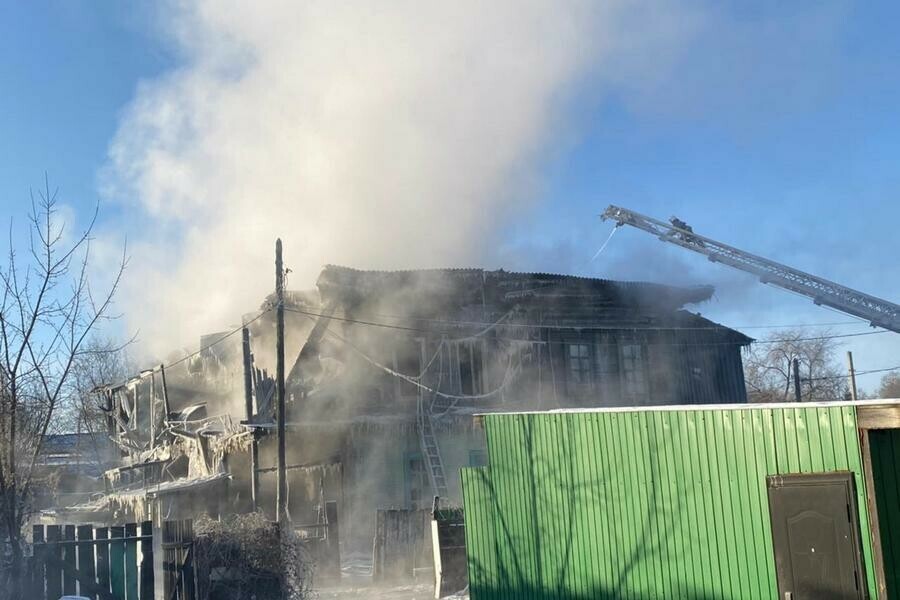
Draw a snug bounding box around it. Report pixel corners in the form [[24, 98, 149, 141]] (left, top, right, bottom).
[[184, 520, 196, 600], [110, 526, 126, 599], [96, 527, 111, 598], [140, 521, 154, 600], [76, 525, 96, 599], [125, 523, 139, 600], [45, 525, 62, 599], [32, 525, 46, 600], [61, 525, 77, 595]]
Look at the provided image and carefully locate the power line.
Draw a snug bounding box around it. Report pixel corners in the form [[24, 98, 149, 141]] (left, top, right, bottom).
[[108, 301, 898, 395], [282, 306, 889, 347], [760, 330, 886, 343], [856, 365, 900, 377], [806, 364, 900, 382], [109, 307, 273, 390], [735, 320, 865, 329], [166, 308, 273, 369], [318, 308, 870, 333], [287, 304, 900, 392]]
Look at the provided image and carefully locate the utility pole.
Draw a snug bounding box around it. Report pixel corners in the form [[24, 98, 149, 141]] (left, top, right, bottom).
[[792, 358, 802, 402], [275, 239, 287, 523], [847, 351, 859, 401], [242, 326, 259, 512]]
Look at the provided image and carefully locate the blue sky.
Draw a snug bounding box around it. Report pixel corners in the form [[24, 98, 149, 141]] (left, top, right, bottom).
[[1, 2, 899, 391]]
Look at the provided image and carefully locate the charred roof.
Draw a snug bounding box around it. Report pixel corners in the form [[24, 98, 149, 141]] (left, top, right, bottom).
[[316, 265, 716, 314]]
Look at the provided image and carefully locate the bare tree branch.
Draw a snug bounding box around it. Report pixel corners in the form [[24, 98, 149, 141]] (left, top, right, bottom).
[[744, 328, 848, 403], [0, 178, 128, 596]]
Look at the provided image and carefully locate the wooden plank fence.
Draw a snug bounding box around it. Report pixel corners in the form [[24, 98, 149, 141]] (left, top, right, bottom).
[[373, 508, 433, 582], [29, 520, 194, 600], [162, 519, 195, 600], [294, 500, 341, 582], [431, 505, 467, 597]]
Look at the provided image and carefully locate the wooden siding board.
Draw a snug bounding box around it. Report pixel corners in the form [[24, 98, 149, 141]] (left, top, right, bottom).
[[845, 406, 880, 596], [125, 523, 138, 600], [109, 526, 125, 600]]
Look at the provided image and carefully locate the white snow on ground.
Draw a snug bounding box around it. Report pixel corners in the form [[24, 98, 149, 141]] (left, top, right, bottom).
[[315, 582, 435, 600], [311, 552, 469, 600]]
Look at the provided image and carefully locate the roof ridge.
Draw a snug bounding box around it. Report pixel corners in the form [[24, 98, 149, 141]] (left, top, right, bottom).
[[320, 264, 713, 292]]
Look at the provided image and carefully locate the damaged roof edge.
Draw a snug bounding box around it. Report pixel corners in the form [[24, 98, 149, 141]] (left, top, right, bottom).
[[316, 264, 716, 308]]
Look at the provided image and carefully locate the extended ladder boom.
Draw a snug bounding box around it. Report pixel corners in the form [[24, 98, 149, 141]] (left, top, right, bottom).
[[601, 205, 900, 333]]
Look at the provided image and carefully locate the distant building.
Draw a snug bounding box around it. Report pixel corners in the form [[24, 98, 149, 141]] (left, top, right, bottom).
[[32, 432, 117, 512]]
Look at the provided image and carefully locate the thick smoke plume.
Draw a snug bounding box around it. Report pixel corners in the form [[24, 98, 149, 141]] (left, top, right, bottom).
[[103, 1, 689, 356]]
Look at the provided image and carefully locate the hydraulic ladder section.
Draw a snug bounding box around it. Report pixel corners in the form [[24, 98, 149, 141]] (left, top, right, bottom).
[[601, 205, 900, 333]]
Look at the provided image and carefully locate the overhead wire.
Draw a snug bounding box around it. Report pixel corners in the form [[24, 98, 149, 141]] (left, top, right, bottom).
[[108, 307, 274, 390], [290, 309, 520, 401], [101, 299, 900, 403], [342, 309, 869, 332], [805, 364, 900, 382], [109, 299, 897, 391], [281, 305, 890, 347], [166, 307, 273, 369]]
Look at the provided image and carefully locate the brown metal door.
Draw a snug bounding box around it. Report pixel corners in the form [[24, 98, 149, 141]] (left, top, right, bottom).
[[767, 472, 867, 600]]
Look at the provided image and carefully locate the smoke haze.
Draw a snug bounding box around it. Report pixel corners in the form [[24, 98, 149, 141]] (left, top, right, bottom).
[[102, 1, 697, 356]]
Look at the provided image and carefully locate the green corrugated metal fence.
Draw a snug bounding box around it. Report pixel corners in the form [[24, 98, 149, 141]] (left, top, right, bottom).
[[461, 405, 878, 599]]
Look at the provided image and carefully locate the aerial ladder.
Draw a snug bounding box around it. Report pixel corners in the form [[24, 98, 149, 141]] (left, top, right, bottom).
[[601, 205, 900, 334]]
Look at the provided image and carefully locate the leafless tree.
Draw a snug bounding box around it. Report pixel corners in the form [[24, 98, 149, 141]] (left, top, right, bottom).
[[0, 177, 126, 597], [744, 329, 848, 403], [876, 372, 900, 399], [62, 338, 133, 469]]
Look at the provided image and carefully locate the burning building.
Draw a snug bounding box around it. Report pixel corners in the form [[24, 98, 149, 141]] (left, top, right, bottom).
[[225, 266, 749, 546], [41, 265, 752, 583]]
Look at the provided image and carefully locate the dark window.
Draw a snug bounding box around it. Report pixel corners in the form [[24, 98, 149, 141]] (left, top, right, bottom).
[[458, 340, 484, 396], [594, 335, 620, 378], [469, 449, 488, 467], [567, 343, 592, 385], [407, 455, 428, 509], [394, 339, 423, 398], [620, 342, 648, 401]]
